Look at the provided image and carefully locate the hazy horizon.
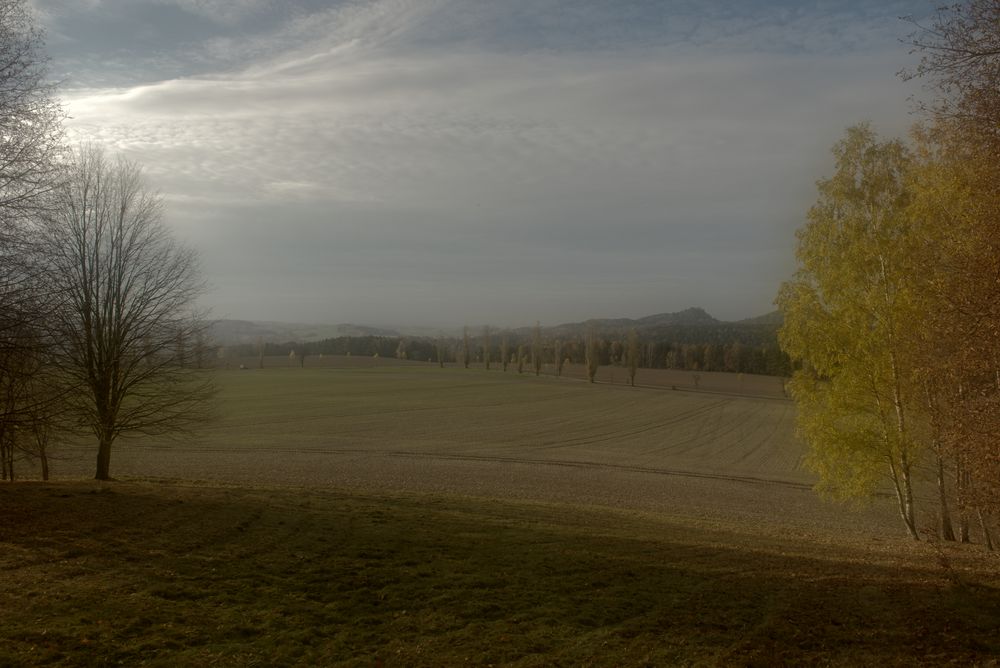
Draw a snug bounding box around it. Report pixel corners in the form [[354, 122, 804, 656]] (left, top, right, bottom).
[[34, 0, 931, 327], [211, 303, 766, 334]]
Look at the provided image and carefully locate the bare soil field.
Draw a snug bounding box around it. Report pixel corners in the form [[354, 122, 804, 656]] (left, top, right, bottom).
[[241, 354, 788, 398], [7, 360, 999, 665], [47, 361, 893, 538]]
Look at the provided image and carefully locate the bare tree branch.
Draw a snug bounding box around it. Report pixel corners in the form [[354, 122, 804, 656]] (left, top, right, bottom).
[[43, 145, 215, 480]]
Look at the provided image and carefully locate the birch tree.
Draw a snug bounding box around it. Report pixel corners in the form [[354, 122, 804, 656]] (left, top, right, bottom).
[[778, 125, 923, 539]]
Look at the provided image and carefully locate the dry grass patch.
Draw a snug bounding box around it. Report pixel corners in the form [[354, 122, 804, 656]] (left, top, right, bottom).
[[2, 480, 999, 666]]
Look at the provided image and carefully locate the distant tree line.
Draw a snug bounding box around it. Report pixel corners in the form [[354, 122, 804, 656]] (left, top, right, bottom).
[[230, 327, 791, 378]]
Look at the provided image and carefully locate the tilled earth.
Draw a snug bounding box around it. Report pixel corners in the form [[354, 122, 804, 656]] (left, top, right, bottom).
[[7, 366, 1000, 666], [52, 429, 904, 543], [42, 365, 915, 543]]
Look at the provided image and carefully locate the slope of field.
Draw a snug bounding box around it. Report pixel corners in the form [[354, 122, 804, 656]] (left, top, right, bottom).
[[52, 360, 902, 537], [3, 482, 999, 666], [13, 360, 1000, 665]]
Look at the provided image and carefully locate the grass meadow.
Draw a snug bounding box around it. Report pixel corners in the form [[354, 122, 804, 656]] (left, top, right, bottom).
[[3, 359, 1000, 666]]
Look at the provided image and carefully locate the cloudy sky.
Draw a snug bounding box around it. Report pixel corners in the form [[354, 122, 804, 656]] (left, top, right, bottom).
[[33, 0, 932, 327]]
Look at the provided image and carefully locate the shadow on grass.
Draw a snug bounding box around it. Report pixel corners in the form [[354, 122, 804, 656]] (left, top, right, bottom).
[[1, 481, 998, 666]]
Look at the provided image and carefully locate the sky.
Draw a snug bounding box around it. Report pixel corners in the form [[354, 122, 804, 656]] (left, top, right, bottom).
[[32, 0, 933, 327]]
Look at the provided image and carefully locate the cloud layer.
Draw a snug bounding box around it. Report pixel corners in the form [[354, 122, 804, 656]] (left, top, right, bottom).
[[38, 0, 930, 326]]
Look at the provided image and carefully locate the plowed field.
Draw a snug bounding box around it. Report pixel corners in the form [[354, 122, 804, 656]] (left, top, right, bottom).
[[51, 360, 901, 537], [9, 360, 1000, 666]]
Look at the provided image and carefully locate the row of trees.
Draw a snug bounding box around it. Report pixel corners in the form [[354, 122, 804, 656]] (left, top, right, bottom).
[[0, 0, 210, 481], [779, 2, 1000, 543], [233, 329, 790, 378]]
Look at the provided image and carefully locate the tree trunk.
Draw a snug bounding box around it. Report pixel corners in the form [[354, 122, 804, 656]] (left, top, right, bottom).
[[2, 432, 13, 481], [888, 457, 920, 540], [3, 442, 12, 482], [900, 465, 919, 540], [0, 426, 9, 481], [40, 449, 49, 481], [937, 451, 956, 541], [95, 434, 113, 480], [976, 507, 994, 551], [956, 453, 971, 542], [889, 379, 919, 540]]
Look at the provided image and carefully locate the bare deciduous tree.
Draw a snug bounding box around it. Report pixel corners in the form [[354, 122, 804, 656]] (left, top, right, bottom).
[[531, 321, 542, 376], [904, 1, 1000, 146], [43, 145, 215, 480], [482, 326, 491, 371], [1, 336, 61, 480], [0, 259, 54, 480], [626, 328, 639, 387], [585, 332, 599, 383], [462, 326, 470, 369], [0, 0, 64, 481], [0, 0, 63, 223], [0, 323, 44, 479]]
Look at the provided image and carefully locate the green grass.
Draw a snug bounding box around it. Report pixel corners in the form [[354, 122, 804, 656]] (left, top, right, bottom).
[[2, 481, 998, 666]]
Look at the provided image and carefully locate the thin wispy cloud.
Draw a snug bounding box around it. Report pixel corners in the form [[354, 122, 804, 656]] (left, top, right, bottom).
[[37, 0, 932, 326]]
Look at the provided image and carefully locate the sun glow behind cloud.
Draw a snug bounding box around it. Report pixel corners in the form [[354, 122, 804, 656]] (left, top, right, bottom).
[[40, 0, 929, 326]]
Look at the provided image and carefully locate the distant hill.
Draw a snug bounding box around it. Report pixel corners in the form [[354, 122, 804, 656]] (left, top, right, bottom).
[[738, 310, 783, 326], [532, 307, 752, 339], [636, 307, 720, 326], [209, 320, 399, 345], [211, 308, 781, 345]]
